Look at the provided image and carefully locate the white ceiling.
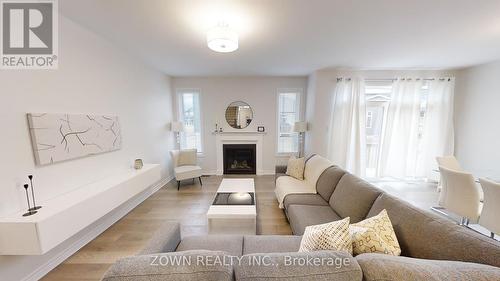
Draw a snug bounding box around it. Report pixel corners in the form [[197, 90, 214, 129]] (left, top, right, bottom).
[[60, 0, 500, 76]]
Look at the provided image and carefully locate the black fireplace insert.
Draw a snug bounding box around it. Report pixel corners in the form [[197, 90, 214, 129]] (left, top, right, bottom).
[[223, 144, 256, 174]]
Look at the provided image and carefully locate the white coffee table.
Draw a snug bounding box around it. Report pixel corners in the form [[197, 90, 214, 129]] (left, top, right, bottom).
[[207, 178, 257, 235]]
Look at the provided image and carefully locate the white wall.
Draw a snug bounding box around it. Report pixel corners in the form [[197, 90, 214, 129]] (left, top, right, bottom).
[[455, 60, 500, 178], [304, 69, 457, 158], [172, 77, 308, 173], [0, 15, 175, 281]]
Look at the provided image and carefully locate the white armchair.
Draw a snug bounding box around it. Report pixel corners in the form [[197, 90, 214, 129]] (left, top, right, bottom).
[[170, 149, 202, 190]]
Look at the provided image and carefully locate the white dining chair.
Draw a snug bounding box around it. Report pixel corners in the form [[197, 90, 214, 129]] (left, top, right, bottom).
[[479, 178, 500, 238], [435, 156, 463, 206], [436, 156, 463, 171], [439, 166, 482, 225], [170, 149, 202, 190]]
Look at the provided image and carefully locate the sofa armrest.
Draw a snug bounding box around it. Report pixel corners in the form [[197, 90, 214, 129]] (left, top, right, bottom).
[[356, 253, 500, 281], [137, 222, 181, 255], [275, 165, 288, 184]]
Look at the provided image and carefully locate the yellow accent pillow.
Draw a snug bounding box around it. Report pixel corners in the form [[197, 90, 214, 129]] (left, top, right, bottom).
[[286, 156, 305, 180], [349, 209, 401, 256], [299, 217, 352, 254]]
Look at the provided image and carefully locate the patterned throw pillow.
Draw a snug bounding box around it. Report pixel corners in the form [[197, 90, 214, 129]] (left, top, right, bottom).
[[286, 156, 305, 180], [299, 217, 352, 254], [349, 209, 401, 256]]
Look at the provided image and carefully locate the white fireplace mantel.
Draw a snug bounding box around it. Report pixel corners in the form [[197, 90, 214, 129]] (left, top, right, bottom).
[[212, 131, 266, 135], [215, 132, 264, 175]]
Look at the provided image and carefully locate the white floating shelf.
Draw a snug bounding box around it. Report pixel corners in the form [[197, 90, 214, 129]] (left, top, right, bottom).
[[0, 164, 161, 255]]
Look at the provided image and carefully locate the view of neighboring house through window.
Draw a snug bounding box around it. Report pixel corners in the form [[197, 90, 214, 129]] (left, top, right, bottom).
[[177, 90, 203, 153], [277, 90, 301, 153], [365, 82, 392, 178], [364, 80, 431, 178]]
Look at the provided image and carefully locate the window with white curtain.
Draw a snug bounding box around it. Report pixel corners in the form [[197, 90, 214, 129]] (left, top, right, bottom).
[[328, 77, 454, 179], [370, 78, 455, 180], [364, 80, 432, 178], [177, 89, 203, 153], [277, 89, 301, 154], [365, 81, 392, 177]]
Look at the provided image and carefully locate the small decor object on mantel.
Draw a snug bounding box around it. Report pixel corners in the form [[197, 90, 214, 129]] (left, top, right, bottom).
[[257, 126, 265, 132], [134, 159, 144, 170]]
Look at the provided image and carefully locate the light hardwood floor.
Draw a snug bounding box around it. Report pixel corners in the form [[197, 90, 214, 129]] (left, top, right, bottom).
[[41, 175, 447, 281], [41, 175, 291, 281]]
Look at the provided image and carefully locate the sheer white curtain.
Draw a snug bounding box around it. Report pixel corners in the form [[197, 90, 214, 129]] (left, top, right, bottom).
[[327, 77, 366, 177], [417, 78, 455, 179], [379, 79, 424, 178]]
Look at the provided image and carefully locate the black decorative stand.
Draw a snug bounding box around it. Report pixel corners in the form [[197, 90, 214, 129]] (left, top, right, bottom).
[[28, 175, 41, 211], [22, 184, 37, 217]]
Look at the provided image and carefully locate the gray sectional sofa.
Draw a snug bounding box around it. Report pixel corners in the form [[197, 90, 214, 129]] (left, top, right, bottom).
[[102, 165, 500, 281], [284, 165, 500, 266]]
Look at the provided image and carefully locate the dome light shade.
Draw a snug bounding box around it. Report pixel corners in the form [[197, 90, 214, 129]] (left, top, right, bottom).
[[207, 24, 238, 53]]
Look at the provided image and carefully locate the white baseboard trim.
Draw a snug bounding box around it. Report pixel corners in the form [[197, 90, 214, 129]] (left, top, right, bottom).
[[204, 170, 275, 176], [23, 175, 173, 281]]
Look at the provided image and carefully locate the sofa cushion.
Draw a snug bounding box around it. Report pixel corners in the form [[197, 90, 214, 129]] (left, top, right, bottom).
[[287, 204, 342, 235], [316, 166, 347, 201], [356, 253, 500, 281], [275, 175, 316, 209], [329, 174, 382, 223], [243, 235, 302, 254], [176, 235, 243, 256], [304, 155, 333, 188], [367, 193, 500, 267], [174, 165, 202, 181], [102, 250, 233, 281], [234, 250, 362, 281], [283, 194, 328, 210]]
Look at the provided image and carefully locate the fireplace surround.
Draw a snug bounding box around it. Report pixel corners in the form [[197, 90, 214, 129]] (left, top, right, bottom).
[[223, 144, 256, 174], [214, 132, 265, 175]]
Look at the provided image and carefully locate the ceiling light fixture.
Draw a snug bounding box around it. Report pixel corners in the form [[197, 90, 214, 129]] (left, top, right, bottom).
[[207, 23, 238, 53]]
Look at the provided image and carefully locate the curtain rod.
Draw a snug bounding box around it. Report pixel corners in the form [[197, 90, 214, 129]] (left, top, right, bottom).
[[336, 77, 452, 82]]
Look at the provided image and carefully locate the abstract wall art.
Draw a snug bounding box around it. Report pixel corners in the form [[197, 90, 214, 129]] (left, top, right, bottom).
[[27, 113, 122, 165]]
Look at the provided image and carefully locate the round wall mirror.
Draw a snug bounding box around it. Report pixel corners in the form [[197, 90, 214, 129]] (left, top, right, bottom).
[[225, 101, 253, 129]]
